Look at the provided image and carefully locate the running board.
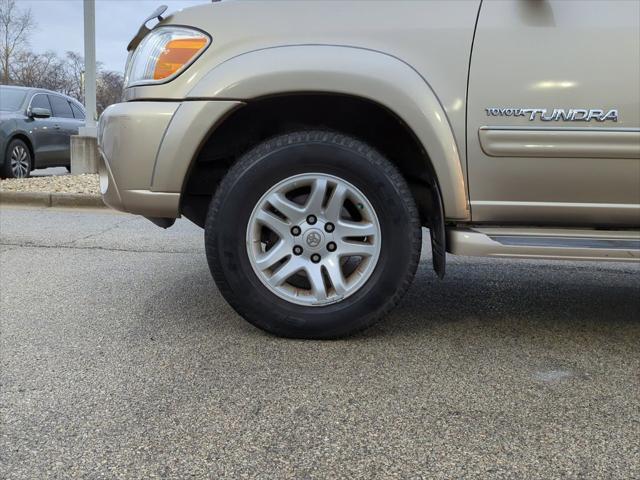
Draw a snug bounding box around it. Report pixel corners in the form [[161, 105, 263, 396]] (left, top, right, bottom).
[[447, 227, 640, 262]]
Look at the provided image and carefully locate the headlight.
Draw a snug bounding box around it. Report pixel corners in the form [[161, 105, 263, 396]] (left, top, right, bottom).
[[124, 26, 210, 87]]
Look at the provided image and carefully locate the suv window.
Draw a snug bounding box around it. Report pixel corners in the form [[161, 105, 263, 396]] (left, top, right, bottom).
[[48, 95, 74, 118], [30, 93, 51, 111], [70, 102, 85, 120]]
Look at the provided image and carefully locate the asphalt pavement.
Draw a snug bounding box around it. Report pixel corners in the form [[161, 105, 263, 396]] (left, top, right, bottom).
[[1, 205, 639, 479]]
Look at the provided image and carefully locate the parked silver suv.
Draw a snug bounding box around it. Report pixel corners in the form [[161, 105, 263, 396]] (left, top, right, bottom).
[[98, 1, 640, 338]]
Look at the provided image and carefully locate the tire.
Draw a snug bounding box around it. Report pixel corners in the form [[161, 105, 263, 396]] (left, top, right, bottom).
[[2, 138, 32, 179], [205, 131, 421, 339]]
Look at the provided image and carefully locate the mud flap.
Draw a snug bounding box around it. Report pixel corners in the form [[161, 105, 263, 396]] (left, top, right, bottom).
[[145, 216, 176, 229], [428, 183, 446, 279]]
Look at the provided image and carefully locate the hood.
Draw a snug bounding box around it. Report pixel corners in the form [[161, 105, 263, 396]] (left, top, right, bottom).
[[0, 111, 22, 121]]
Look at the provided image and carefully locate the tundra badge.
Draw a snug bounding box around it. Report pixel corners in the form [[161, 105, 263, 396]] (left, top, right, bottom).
[[486, 108, 618, 122]]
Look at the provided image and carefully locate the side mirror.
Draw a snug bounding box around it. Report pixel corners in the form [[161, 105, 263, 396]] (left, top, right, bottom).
[[29, 107, 52, 119]]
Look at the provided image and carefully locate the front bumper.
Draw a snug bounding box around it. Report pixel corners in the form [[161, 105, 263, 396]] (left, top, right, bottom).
[[98, 99, 241, 218]]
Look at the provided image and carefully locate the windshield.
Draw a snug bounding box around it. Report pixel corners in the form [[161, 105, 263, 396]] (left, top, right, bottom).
[[0, 88, 27, 112]]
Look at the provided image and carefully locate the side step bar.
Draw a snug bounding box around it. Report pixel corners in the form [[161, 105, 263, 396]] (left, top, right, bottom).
[[447, 227, 640, 262]]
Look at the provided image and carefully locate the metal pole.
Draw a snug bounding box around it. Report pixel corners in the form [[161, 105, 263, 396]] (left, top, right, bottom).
[[82, 0, 97, 134]]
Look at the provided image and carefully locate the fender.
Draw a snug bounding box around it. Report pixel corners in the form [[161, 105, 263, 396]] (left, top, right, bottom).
[[186, 45, 470, 221]]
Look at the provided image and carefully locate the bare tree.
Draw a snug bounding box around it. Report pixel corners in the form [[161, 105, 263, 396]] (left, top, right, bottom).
[[97, 70, 123, 114], [9, 47, 124, 113], [10, 50, 66, 91], [64, 51, 84, 100], [0, 0, 35, 84]]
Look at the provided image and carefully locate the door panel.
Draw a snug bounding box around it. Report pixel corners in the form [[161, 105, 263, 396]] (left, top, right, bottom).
[[48, 95, 75, 164], [59, 115, 83, 166], [28, 94, 60, 166], [467, 0, 640, 226]]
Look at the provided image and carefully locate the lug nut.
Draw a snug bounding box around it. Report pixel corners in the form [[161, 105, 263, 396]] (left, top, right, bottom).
[[311, 253, 321, 263], [291, 226, 301, 236], [325, 223, 335, 233], [327, 242, 337, 252], [293, 245, 303, 256], [307, 215, 317, 225]]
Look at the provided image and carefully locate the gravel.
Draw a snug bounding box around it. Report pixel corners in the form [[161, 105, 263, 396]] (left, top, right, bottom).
[[0, 174, 100, 194]]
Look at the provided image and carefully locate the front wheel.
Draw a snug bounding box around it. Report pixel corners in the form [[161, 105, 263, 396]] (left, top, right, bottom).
[[205, 131, 421, 339], [3, 139, 32, 179]]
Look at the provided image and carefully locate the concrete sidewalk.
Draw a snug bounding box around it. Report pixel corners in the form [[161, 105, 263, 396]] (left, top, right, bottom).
[[0, 190, 104, 208]]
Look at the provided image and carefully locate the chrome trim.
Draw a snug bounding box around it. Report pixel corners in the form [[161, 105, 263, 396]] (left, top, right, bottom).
[[478, 127, 640, 159], [26, 93, 49, 116], [470, 200, 640, 209], [479, 126, 640, 133], [26, 92, 85, 118], [489, 235, 640, 250]]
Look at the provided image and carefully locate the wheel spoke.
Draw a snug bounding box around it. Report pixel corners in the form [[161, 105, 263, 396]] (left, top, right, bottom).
[[324, 258, 347, 296], [267, 192, 306, 223], [305, 177, 328, 213], [339, 241, 377, 258], [268, 257, 304, 287], [324, 183, 348, 221], [255, 209, 291, 239], [305, 264, 327, 302], [254, 240, 290, 271], [336, 219, 377, 239]]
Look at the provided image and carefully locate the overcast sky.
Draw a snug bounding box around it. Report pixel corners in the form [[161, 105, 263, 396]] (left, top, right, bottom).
[[19, 0, 209, 72]]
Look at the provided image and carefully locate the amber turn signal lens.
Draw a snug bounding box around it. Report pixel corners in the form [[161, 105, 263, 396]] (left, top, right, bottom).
[[153, 37, 207, 80]]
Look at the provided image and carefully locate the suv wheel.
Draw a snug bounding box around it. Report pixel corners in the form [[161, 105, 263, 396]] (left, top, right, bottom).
[[3, 139, 32, 179], [205, 131, 421, 338]]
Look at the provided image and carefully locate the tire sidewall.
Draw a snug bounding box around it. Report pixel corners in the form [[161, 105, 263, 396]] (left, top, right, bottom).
[[206, 139, 419, 338]]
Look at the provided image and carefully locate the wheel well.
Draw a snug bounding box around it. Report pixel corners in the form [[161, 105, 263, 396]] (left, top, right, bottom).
[[182, 94, 443, 232]]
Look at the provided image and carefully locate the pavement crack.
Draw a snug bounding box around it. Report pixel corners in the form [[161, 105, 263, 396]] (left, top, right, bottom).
[[0, 242, 199, 255], [61, 218, 137, 247]]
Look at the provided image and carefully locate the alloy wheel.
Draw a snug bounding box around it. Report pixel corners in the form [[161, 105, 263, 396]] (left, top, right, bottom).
[[246, 173, 382, 306], [10, 145, 29, 178]]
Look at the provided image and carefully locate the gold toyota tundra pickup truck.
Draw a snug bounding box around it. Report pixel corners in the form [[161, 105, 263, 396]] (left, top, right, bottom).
[[98, 0, 640, 338]]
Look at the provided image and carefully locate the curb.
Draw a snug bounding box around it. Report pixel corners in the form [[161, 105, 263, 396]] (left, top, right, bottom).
[[0, 191, 105, 208]]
